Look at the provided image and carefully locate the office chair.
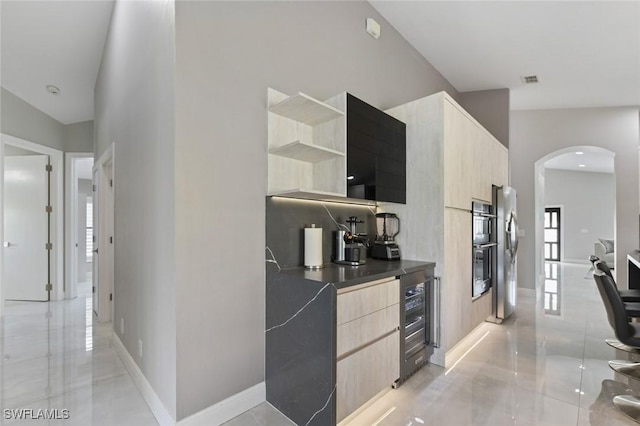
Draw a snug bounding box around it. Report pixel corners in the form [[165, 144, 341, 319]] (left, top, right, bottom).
[[591, 257, 640, 303], [593, 270, 640, 423]]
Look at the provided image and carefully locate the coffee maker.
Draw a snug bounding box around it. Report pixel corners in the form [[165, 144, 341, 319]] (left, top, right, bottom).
[[371, 213, 401, 260], [332, 216, 367, 266]]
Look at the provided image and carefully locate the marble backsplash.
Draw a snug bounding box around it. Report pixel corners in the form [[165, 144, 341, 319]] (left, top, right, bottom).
[[266, 197, 377, 269]]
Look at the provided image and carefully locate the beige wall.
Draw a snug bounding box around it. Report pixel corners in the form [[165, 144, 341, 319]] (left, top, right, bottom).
[[173, 0, 460, 419]]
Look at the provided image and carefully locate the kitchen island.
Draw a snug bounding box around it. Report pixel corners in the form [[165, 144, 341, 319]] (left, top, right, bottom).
[[266, 259, 435, 425]]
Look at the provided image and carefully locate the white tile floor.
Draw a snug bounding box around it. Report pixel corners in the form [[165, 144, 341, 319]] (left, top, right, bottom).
[[0, 282, 157, 425], [1, 263, 638, 425]]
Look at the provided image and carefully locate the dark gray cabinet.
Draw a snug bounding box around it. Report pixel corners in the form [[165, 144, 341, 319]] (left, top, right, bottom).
[[346, 94, 406, 204]]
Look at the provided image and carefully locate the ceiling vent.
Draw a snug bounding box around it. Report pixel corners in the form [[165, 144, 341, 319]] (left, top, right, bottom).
[[521, 75, 539, 84]]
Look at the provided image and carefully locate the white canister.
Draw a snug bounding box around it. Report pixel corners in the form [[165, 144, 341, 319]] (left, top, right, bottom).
[[304, 224, 323, 269]]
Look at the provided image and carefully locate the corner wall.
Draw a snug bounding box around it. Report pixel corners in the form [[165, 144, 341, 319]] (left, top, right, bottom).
[[94, 0, 176, 419], [511, 107, 639, 289], [174, 0, 459, 419]]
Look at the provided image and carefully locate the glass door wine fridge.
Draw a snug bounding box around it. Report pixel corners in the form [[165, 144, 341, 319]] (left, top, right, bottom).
[[396, 268, 438, 386]]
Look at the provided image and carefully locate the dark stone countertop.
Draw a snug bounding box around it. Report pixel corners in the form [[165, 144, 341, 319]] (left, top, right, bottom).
[[276, 259, 435, 289]]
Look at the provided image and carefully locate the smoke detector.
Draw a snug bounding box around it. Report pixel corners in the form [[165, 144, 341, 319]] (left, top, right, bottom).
[[521, 75, 539, 84], [46, 85, 60, 95]]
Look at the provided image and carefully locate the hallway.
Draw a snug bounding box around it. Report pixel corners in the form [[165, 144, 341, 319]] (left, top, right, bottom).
[[0, 282, 157, 425]]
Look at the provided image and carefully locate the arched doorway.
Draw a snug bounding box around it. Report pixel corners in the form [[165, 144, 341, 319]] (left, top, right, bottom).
[[533, 146, 616, 291]]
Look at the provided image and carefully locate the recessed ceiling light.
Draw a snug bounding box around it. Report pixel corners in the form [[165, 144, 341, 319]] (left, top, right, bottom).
[[347, 175, 355, 180], [578, 164, 586, 168], [521, 75, 539, 84], [46, 85, 60, 95], [576, 151, 584, 155]]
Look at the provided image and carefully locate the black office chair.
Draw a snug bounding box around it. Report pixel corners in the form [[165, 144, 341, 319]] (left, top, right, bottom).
[[592, 257, 640, 303], [593, 270, 640, 423]]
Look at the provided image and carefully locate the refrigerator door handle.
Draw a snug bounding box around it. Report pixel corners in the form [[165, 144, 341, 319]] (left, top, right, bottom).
[[510, 212, 519, 259]]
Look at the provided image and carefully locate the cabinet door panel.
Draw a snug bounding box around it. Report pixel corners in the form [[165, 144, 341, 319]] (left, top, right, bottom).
[[336, 331, 399, 422], [444, 101, 472, 209], [337, 304, 399, 358], [443, 208, 473, 351], [337, 279, 399, 326], [472, 131, 493, 203]]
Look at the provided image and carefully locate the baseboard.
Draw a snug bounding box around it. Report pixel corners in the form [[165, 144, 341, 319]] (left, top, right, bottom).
[[112, 333, 175, 426], [563, 258, 590, 265], [177, 382, 266, 426], [518, 287, 535, 298]]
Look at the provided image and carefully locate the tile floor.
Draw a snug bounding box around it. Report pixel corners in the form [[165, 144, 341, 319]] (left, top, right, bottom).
[[0, 282, 157, 425], [1, 263, 638, 425], [230, 262, 639, 425]]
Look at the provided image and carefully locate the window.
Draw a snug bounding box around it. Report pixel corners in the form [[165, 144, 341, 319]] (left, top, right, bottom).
[[544, 262, 561, 316], [544, 207, 561, 261], [86, 197, 93, 263]]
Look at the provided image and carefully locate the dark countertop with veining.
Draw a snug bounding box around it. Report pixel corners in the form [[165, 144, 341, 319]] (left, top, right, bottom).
[[276, 259, 435, 289]]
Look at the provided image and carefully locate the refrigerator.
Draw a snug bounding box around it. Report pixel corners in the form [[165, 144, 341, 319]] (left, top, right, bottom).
[[488, 185, 519, 323]]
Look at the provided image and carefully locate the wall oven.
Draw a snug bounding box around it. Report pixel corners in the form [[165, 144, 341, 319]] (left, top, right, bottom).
[[472, 202, 496, 299]]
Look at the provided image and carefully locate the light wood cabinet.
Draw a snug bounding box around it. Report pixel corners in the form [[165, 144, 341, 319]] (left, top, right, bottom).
[[267, 88, 346, 198], [382, 91, 508, 368], [336, 278, 399, 423], [443, 100, 473, 209]]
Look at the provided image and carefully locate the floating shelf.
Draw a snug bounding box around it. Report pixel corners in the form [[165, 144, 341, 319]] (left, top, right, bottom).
[[268, 189, 377, 206], [269, 140, 344, 163], [269, 92, 344, 125]]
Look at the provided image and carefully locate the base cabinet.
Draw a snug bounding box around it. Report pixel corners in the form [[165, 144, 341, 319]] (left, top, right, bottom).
[[336, 278, 400, 423], [336, 331, 399, 422]]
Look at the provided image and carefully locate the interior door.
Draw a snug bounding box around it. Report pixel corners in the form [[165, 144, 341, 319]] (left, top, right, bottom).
[[4, 155, 49, 301], [92, 168, 99, 315]]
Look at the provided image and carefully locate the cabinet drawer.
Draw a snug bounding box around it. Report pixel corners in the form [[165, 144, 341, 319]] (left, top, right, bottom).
[[337, 304, 399, 358], [337, 278, 399, 326], [336, 331, 399, 422]]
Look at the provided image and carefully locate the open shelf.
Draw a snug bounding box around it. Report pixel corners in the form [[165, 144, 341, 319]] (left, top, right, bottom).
[[269, 92, 344, 125], [268, 190, 377, 206], [269, 140, 344, 163]]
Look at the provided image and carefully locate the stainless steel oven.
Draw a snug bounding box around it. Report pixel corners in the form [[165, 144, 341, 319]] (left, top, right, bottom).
[[472, 202, 496, 299]]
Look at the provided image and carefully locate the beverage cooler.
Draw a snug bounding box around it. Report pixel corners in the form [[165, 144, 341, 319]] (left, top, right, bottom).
[[396, 269, 439, 386]]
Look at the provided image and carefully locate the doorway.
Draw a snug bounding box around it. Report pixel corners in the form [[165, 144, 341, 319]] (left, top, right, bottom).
[[65, 153, 94, 300], [544, 207, 561, 261], [1, 134, 64, 314], [92, 145, 114, 322], [534, 146, 616, 289]]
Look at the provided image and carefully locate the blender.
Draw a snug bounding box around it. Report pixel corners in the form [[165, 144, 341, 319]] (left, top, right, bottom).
[[371, 213, 401, 260]]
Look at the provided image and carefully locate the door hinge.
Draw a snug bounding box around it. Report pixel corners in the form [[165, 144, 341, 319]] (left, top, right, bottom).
[[109, 293, 113, 301], [45, 283, 53, 291], [93, 235, 96, 243], [110, 236, 113, 244], [109, 179, 113, 187], [93, 184, 96, 192], [92, 286, 95, 293], [45, 243, 53, 250], [45, 205, 53, 213], [45, 164, 53, 172]]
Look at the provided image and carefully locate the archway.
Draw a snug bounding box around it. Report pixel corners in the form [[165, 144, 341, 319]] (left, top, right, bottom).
[[533, 146, 615, 292]]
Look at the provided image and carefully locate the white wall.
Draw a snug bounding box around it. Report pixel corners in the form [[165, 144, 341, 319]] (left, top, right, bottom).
[[94, 0, 176, 419], [1, 87, 65, 151], [173, 0, 460, 419], [544, 168, 615, 262], [511, 107, 639, 289]]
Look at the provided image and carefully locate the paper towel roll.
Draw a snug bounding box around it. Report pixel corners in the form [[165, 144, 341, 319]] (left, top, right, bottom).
[[304, 225, 323, 269]]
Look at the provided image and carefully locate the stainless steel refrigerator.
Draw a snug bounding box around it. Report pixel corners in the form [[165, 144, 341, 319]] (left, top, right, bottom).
[[489, 185, 519, 323]]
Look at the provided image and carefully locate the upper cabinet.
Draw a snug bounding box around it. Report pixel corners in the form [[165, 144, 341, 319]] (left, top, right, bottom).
[[267, 88, 407, 204], [267, 88, 346, 199], [442, 94, 508, 207], [346, 94, 407, 204]]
